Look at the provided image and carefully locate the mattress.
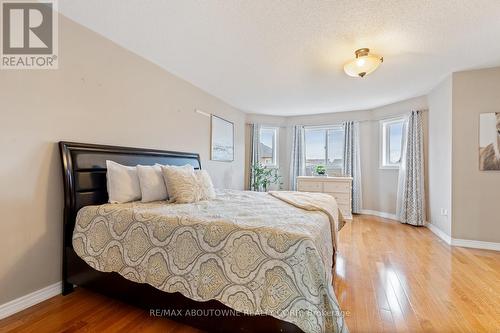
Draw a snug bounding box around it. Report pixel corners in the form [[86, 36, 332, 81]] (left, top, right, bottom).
[[72, 189, 348, 333]]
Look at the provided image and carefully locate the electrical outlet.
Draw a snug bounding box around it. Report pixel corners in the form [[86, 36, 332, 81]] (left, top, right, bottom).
[[440, 208, 448, 216]]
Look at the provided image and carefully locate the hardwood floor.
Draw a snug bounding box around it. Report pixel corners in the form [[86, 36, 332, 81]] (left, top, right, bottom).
[[1, 215, 499, 332], [334, 215, 500, 333]]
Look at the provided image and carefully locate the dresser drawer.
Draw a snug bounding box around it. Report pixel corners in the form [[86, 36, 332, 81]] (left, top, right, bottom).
[[297, 181, 323, 192], [326, 192, 350, 201], [296, 176, 353, 220], [323, 181, 350, 193], [326, 192, 351, 206]]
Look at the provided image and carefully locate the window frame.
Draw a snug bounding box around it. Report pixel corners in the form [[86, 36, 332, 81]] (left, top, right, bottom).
[[259, 126, 279, 168], [380, 117, 406, 169], [304, 125, 345, 173]]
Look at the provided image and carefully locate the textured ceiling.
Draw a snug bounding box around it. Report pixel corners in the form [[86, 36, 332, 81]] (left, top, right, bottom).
[[59, 1, 500, 115]]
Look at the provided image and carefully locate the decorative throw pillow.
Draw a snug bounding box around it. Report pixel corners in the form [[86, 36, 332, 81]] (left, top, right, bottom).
[[161, 164, 199, 203], [106, 160, 141, 203], [137, 164, 168, 202], [195, 170, 216, 200]]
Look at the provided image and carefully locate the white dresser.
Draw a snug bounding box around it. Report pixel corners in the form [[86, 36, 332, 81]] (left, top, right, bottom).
[[296, 176, 353, 220]]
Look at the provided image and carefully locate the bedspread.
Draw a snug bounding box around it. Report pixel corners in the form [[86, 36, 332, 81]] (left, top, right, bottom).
[[73, 190, 348, 333]]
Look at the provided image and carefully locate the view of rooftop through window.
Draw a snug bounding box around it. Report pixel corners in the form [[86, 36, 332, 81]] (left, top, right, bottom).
[[259, 127, 278, 166]]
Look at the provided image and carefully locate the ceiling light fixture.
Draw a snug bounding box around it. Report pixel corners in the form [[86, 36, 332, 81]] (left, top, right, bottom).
[[344, 48, 383, 78]]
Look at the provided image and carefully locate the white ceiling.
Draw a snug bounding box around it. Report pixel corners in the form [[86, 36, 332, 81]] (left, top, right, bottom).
[[59, 1, 500, 116]]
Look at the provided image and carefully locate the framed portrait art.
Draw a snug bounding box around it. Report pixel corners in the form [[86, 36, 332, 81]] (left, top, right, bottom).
[[479, 112, 500, 171], [211, 115, 234, 162]]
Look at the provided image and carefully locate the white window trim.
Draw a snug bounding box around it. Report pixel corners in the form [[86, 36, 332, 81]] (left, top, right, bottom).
[[260, 126, 279, 168], [304, 125, 345, 170], [379, 117, 406, 169]]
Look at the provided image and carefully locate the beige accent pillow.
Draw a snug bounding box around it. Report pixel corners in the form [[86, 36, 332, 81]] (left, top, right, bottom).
[[195, 170, 216, 200], [161, 164, 198, 203]]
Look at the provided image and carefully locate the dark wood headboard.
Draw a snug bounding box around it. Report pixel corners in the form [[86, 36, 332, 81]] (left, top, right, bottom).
[[59, 141, 201, 247]]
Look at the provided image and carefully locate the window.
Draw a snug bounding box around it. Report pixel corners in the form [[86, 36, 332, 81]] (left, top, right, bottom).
[[380, 118, 405, 168], [259, 127, 278, 167], [305, 126, 345, 175]]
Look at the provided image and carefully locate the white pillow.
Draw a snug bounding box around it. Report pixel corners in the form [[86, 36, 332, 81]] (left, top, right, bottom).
[[195, 170, 216, 200], [137, 165, 168, 202], [161, 164, 199, 203], [106, 160, 141, 203]]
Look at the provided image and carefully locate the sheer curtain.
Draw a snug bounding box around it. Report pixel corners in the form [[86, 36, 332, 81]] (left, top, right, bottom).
[[343, 121, 362, 213], [396, 110, 426, 226], [249, 124, 261, 190], [289, 125, 305, 190]]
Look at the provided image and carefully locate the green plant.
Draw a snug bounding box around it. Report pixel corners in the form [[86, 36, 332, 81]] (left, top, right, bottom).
[[251, 163, 283, 192], [314, 164, 327, 175]]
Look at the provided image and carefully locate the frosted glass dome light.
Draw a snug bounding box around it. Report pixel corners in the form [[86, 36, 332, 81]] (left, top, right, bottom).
[[344, 48, 383, 78]]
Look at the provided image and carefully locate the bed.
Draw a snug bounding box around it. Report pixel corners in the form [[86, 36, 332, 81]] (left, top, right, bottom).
[[60, 141, 347, 333]]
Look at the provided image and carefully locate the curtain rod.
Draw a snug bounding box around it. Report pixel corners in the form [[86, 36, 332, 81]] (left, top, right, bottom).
[[246, 109, 428, 126], [359, 109, 428, 123]]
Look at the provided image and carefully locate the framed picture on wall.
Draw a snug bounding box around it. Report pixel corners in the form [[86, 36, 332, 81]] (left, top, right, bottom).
[[479, 112, 500, 171], [211, 115, 234, 162]]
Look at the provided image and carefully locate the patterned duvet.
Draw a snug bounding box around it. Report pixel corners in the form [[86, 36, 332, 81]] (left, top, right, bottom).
[[72, 190, 348, 333]]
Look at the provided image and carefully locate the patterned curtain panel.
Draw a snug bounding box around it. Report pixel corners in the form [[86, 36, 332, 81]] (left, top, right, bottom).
[[396, 110, 426, 226], [289, 125, 305, 190], [249, 124, 261, 190], [343, 121, 363, 213]]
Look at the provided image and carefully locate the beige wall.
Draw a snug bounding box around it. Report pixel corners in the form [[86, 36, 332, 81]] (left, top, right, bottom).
[[428, 76, 453, 236], [0, 15, 245, 304], [247, 96, 428, 215], [452, 68, 500, 242], [365, 97, 429, 215]]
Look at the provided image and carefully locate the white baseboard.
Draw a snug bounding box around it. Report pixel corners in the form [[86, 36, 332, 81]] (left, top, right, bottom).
[[359, 209, 398, 221], [425, 223, 499, 251], [0, 281, 61, 320], [359, 214, 499, 252], [451, 238, 500, 251], [425, 222, 452, 245]]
